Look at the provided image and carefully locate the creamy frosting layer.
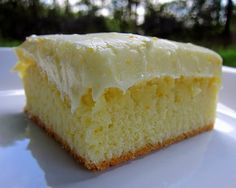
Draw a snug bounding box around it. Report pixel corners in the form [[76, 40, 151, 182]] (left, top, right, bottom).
[[15, 32, 222, 112]]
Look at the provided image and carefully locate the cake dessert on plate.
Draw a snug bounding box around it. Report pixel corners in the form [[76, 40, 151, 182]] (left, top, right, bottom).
[[15, 33, 222, 171]]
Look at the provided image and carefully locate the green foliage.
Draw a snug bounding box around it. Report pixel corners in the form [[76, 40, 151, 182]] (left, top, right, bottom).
[[0, 0, 109, 39], [217, 46, 236, 67], [0, 0, 235, 39], [143, 1, 186, 38], [0, 39, 21, 47]]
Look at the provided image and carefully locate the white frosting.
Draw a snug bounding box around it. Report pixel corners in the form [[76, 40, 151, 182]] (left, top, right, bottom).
[[16, 33, 222, 112]]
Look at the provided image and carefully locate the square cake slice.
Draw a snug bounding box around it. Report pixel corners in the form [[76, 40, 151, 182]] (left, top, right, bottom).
[[15, 33, 222, 170]]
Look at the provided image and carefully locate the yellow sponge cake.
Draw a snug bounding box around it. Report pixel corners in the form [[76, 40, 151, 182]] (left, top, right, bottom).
[[15, 33, 222, 170]]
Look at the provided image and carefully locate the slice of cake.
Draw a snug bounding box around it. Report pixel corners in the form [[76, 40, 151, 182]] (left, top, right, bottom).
[[15, 33, 222, 171]]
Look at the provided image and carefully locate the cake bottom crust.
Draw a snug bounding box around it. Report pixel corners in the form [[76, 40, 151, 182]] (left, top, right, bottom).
[[25, 110, 213, 171]]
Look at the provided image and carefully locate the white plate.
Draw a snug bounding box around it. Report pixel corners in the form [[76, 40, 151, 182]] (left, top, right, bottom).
[[0, 48, 236, 188]]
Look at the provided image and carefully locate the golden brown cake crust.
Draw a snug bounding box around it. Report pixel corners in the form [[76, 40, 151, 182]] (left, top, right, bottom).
[[25, 110, 213, 171]]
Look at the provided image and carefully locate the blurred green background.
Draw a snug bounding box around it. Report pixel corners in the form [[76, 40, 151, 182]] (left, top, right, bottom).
[[0, 0, 235, 67]]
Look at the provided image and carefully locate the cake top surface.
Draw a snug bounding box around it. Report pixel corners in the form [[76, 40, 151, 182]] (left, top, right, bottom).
[[16, 32, 222, 112]]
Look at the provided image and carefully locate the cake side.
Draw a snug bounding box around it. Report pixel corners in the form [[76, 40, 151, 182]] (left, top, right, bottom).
[[20, 61, 220, 170], [26, 110, 213, 171]]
